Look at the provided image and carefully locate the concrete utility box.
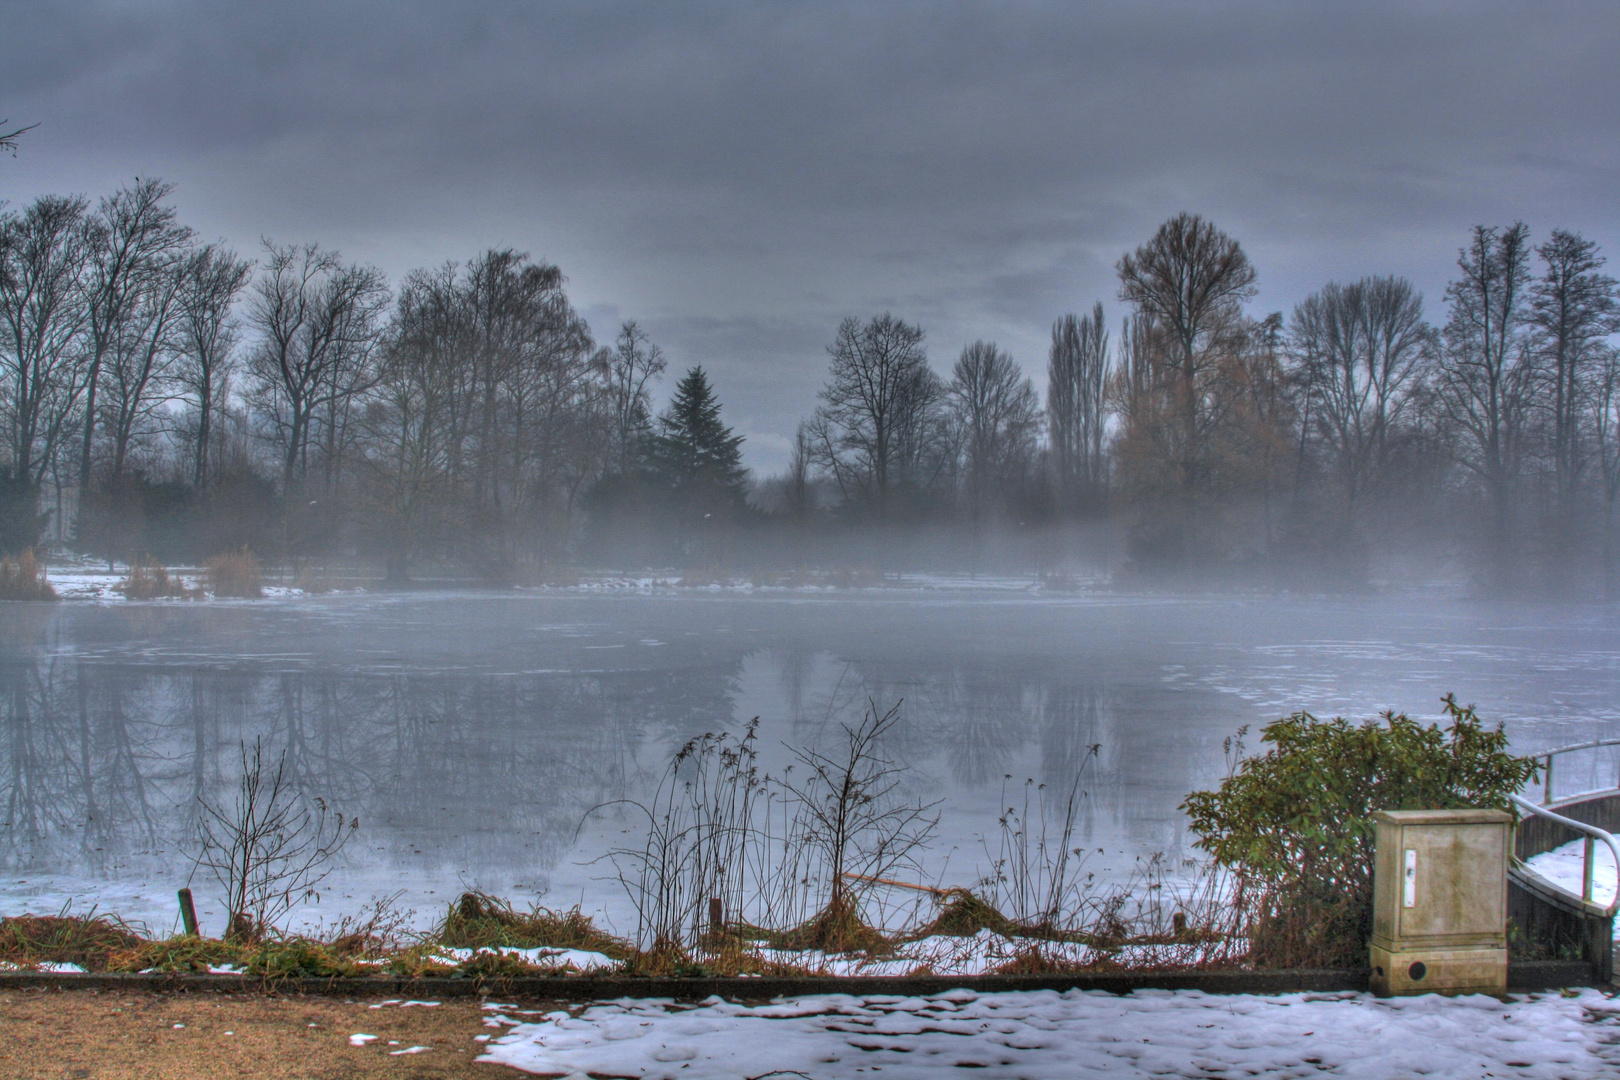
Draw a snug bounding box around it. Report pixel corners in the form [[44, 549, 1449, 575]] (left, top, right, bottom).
[[1369, 808, 1511, 996]]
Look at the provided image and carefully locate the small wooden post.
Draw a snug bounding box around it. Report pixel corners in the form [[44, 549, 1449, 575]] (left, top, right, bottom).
[[177, 888, 199, 937], [1584, 836, 1596, 903], [708, 897, 724, 938]]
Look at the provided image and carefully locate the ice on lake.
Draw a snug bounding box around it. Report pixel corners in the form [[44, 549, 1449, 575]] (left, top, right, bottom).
[[3, 584, 1618, 935]]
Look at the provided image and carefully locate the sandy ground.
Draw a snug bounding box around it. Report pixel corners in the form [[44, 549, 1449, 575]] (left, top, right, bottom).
[[0, 989, 527, 1079]]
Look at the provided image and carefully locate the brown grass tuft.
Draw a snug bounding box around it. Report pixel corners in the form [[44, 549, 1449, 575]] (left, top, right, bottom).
[[107, 935, 244, 974], [437, 891, 631, 959], [206, 547, 263, 598], [771, 898, 891, 955], [908, 888, 1022, 940], [988, 942, 1090, 975], [0, 912, 143, 971], [0, 550, 56, 601], [291, 564, 332, 594], [115, 558, 200, 599]]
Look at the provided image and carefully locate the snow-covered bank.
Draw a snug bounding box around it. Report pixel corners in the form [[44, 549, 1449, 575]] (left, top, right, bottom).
[[479, 987, 1620, 1079], [1523, 838, 1619, 918]]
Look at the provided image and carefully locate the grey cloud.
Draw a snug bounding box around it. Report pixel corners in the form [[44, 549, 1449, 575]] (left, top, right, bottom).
[[4, 1, 1617, 471]]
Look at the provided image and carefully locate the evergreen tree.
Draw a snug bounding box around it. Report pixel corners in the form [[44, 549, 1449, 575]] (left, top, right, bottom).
[[647, 366, 747, 507]]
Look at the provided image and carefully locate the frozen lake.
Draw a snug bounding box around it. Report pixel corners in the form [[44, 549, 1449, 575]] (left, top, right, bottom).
[[3, 584, 1619, 937]]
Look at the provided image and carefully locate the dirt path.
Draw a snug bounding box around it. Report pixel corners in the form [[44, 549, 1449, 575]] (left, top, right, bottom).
[[0, 989, 539, 1079]]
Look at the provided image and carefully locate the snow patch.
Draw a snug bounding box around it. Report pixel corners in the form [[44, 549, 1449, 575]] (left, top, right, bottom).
[[1524, 837, 1619, 918], [479, 987, 1620, 1079]]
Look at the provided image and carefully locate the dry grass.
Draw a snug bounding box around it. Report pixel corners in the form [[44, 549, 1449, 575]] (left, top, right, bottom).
[[989, 943, 1091, 975], [0, 991, 493, 1080], [1039, 568, 1082, 592], [435, 891, 631, 959], [0, 912, 144, 971], [766, 898, 892, 955], [115, 558, 201, 599], [907, 888, 1023, 941], [0, 885, 1247, 980], [108, 935, 244, 973], [291, 564, 332, 593], [207, 547, 263, 598], [676, 567, 728, 587], [0, 549, 56, 601]]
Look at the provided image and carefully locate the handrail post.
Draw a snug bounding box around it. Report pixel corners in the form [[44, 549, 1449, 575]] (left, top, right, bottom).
[[1585, 836, 1596, 903], [1545, 754, 1555, 803]]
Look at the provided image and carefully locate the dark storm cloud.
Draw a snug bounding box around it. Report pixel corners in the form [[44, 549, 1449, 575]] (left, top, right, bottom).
[[5, 2, 1618, 470]]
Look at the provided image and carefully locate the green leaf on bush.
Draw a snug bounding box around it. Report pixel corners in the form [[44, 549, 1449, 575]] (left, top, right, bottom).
[[1181, 695, 1538, 967]]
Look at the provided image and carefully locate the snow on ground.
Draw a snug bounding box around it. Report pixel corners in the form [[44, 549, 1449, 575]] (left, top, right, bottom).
[[44, 566, 132, 600], [40, 561, 334, 601], [0, 961, 84, 973], [479, 987, 1620, 1079], [1524, 838, 1619, 922], [532, 570, 1107, 595], [751, 929, 1230, 976], [757, 931, 1096, 976], [425, 946, 618, 972]]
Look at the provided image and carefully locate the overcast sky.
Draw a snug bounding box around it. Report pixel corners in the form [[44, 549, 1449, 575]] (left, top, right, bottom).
[[5, 2, 1618, 472]]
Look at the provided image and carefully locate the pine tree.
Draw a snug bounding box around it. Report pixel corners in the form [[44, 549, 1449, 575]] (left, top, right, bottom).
[[647, 366, 747, 507]]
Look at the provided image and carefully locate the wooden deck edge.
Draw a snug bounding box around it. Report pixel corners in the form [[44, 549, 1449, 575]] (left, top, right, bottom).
[[0, 961, 1597, 999]]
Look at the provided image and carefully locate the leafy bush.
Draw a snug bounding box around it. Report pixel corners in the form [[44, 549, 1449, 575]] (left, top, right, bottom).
[[0, 549, 56, 601], [1181, 695, 1538, 968], [206, 547, 263, 598]]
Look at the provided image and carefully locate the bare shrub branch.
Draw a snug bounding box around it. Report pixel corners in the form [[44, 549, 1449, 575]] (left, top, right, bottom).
[[195, 739, 356, 939]]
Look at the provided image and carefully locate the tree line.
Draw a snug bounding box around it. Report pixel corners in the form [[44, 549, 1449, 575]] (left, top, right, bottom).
[[2, 181, 1616, 592], [771, 213, 1619, 595]]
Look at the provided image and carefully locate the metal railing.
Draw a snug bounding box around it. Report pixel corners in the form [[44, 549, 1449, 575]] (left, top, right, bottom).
[[1530, 736, 1620, 805], [1510, 793, 1620, 915]]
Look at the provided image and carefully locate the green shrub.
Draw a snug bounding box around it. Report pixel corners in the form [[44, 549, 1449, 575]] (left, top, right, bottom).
[[109, 936, 244, 973], [241, 938, 359, 979], [1181, 695, 1538, 968]]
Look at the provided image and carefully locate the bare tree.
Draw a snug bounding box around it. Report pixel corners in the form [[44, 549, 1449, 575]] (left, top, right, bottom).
[[175, 244, 253, 487], [99, 251, 189, 480], [1436, 224, 1535, 587], [1591, 345, 1620, 597], [1047, 304, 1110, 513], [0, 120, 37, 156], [1116, 214, 1258, 502], [783, 421, 814, 521], [607, 321, 666, 474], [365, 250, 600, 574], [784, 701, 939, 947], [195, 739, 356, 940], [948, 341, 1041, 520], [77, 179, 193, 490], [0, 195, 93, 493], [1288, 276, 1435, 517], [811, 313, 944, 516], [246, 241, 389, 490], [1529, 231, 1619, 521]]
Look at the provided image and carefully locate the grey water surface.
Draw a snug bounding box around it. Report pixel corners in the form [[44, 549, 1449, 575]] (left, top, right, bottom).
[[3, 587, 1618, 934]]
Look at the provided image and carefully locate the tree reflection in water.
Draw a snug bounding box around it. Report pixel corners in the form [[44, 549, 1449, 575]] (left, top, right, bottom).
[[4, 592, 1595, 927]]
